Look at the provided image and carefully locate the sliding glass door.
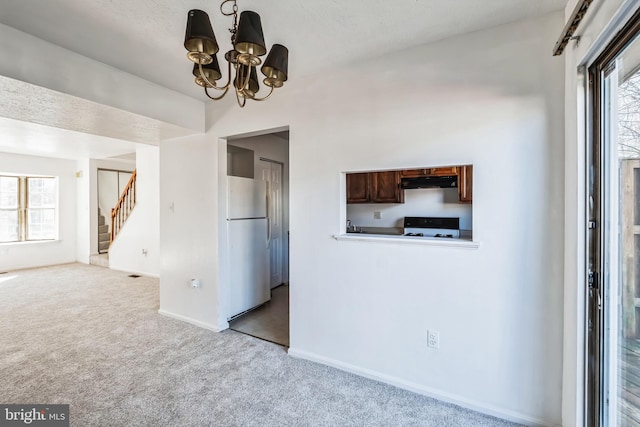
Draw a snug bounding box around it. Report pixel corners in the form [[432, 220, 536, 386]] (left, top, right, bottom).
[[588, 10, 640, 426]]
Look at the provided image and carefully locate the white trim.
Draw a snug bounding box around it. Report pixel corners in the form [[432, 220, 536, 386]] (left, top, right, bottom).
[[0, 239, 62, 247], [288, 348, 558, 427], [333, 233, 480, 248], [158, 309, 223, 332], [579, 0, 640, 67]]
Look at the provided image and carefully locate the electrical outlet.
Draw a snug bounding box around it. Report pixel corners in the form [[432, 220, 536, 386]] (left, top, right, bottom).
[[427, 330, 439, 349], [373, 211, 381, 219]]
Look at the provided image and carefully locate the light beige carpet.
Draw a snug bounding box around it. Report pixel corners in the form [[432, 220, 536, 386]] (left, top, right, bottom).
[[0, 263, 520, 427]]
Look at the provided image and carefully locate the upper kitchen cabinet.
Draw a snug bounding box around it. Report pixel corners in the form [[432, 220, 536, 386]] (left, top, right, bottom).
[[401, 167, 458, 177], [346, 173, 370, 203], [346, 171, 403, 204], [370, 171, 404, 203], [429, 166, 458, 176], [401, 168, 430, 177], [347, 165, 471, 204], [458, 165, 473, 203]]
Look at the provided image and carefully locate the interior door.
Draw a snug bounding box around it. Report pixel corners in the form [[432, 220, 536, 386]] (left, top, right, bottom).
[[588, 10, 640, 426], [258, 159, 283, 288]]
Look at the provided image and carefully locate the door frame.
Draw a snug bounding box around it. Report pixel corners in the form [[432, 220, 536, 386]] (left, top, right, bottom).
[[586, 8, 640, 425]]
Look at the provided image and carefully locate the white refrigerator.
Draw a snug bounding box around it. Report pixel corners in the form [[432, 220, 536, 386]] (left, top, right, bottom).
[[227, 176, 270, 320]]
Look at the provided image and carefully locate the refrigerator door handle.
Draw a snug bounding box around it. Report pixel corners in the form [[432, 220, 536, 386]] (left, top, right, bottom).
[[267, 218, 272, 247]]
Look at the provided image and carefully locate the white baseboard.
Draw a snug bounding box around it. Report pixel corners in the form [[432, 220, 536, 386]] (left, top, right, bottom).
[[287, 348, 558, 427], [158, 309, 222, 332]]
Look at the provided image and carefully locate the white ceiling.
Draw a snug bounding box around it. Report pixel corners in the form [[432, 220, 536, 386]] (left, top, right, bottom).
[[0, 0, 569, 101], [0, 0, 568, 160], [0, 116, 139, 160]]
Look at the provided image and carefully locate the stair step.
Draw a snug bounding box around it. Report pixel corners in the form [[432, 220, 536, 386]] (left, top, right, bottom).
[[98, 216, 106, 226], [90, 253, 109, 268], [98, 224, 109, 234], [98, 241, 110, 251], [98, 232, 110, 242]]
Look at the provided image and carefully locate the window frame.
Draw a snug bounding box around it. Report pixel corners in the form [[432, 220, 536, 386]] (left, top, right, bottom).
[[0, 174, 58, 243]]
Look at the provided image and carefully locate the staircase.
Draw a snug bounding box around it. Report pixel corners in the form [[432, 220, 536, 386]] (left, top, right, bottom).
[[98, 210, 110, 253], [90, 210, 111, 268], [111, 170, 136, 243], [90, 169, 137, 269]]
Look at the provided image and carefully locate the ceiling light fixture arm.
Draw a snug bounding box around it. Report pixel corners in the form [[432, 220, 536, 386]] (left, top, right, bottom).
[[197, 61, 231, 91], [249, 86, 274, 102], [235, 87, 247, 107], [205, 85, 230, 100]]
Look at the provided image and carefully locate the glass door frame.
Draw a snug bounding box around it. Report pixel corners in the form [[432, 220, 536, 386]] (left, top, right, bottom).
[[587, 8, 640, 426]]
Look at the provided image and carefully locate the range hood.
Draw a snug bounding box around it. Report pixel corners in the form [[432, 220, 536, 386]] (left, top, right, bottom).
[[400, 175, 458, 189]]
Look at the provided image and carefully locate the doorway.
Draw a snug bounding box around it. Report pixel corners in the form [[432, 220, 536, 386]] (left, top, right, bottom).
[[587, 8, 640, 425], [97, 169, 132, 254], [225, 131, 290, 346]]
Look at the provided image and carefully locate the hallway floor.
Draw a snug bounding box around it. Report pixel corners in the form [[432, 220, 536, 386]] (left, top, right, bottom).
[[229, 284, 289, 347]]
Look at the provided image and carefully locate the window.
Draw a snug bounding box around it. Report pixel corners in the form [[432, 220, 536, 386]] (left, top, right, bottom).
[[0, 175, 57, 243]]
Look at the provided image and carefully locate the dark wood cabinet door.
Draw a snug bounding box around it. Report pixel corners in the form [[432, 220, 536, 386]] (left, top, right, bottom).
[[429, 166, 458, 176], [401, 169, 429, 177], [370, 171, 404, 203], [458, 165, 473, 203], [346, 173, 370, 204]]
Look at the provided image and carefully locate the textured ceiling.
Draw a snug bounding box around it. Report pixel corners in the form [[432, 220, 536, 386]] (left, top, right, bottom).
[[0, 75, 194, 159], [0, 0, 569, 101]]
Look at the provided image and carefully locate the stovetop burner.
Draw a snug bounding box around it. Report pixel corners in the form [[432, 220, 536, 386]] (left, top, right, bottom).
[[403, 216, 460, 239]]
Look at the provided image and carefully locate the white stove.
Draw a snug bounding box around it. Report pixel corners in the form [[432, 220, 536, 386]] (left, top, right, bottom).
[[403, 217, 460, 238]]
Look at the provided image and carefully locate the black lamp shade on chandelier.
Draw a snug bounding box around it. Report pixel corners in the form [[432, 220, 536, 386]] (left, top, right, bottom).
[[262, 44, 288, 87], [184, 9, 219, 63], [235, 11, 266, 56], [183, 1, 289, 107]]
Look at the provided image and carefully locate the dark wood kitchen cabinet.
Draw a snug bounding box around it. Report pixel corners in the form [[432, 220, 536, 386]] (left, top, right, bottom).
[[346, 171, 403, 204], [401, 168, 430, 177], [346, 173, 370, 203], [370, 171, 404, 203], [429, 166, 458, 176], [458, 165, 473, 203], [401, 167, 458, 177]]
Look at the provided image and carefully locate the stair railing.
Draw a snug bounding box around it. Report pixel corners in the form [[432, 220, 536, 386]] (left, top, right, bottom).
[[111, 170, 137, 242]]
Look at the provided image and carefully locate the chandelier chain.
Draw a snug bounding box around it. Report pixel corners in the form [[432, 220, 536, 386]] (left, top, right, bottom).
[[220, 0, 239, 44]]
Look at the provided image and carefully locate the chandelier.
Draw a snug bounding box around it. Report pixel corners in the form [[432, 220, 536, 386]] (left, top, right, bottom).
[[184, 0, 289, 107]]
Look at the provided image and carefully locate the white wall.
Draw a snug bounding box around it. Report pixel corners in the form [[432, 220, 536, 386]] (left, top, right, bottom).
[[562, 1, 640, 425], [161, 12, 565, 425], [159, 133, 221, 330], [75, 158, 94, 264], [109, 146, 160, 277], [0, 152, 77, 270], [347, 187, 472, 230]]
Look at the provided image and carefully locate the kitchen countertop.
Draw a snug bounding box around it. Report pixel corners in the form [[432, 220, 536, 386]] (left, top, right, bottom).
[[346, 226, 403, 235], [335, 232, 480, 248]]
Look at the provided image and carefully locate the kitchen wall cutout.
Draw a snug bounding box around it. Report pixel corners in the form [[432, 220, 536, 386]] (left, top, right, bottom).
[[345, 165, 472, 232]]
